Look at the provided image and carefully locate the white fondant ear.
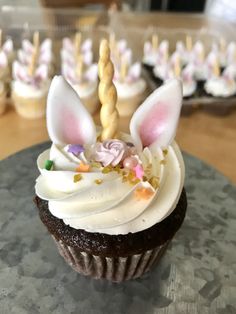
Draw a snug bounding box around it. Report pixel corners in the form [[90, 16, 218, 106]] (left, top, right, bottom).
[[117, 39, 127, 54], [81, 39, 92, 52], [84, 64, 98, 82], [47, 76, 96, 146], [182, 63, 195, 80], [62, 63, 77, 84], [130, 79, 182, 151], [123, 48, 132, 65], [18, 49, 30, 65], [22, 39, 34, 54], [0, 51, 8, 68], [2, 39, 13, 54], [40, 38, 52, 52], [35, 64, 48, 81], [144, 41, 152, 55], [39, 49, 52, 64], [61, 49, 75, 66], [128, 62, 141, 80], [62, 38, 74, 53], [12, 61, 26, 81], [83, 50, 93, 66]]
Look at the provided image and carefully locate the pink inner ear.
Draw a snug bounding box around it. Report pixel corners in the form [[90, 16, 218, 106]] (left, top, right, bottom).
[[139, 101, 168, 147], [62, 109, 84, 144]]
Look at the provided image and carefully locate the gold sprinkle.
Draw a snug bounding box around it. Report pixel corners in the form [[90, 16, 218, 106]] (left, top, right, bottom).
[[91, 162, 101, 168], [149, 176, 159, 189], [160, 160, 166, 165], [73, 173, 83, 183], [163, 149, 168, 156], [94, 179, 103, 185], [102, 166, 112, 174], [113, 165, 121, 173]]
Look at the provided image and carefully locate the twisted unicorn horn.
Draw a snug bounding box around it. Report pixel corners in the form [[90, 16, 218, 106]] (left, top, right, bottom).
[[98, 39, 119, 141]]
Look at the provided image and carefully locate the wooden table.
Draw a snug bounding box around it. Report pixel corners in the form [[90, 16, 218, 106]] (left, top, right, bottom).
[[1, 105, 236, 183]]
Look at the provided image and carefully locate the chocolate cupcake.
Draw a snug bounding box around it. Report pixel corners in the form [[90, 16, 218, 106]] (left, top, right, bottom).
[[35, 188, 186, 282], [35, 41, 186, 282]]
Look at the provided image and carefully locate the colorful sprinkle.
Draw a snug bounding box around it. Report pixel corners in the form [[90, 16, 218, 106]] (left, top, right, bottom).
[[44, 159, 53, 170], [134, 187, 154, 200], [134, 164, 144, 180], [68, 144, 85, 155], [73, 174, 83, 183], [149, 176, 159, 189], [94, 179, 103, 185], [76, 163, 90, 172]]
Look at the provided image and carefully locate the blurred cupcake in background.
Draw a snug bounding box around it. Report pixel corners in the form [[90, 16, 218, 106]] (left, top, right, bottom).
[[61, 33, 99, 114], [111, 39, 147, 116], [0, 31, 14, 114], [17, 33, 54, 77], [12, 32, 51, 119], [0, 51, 8, 115], [143, 35, 169, 72], [204, 53, 236, 97]]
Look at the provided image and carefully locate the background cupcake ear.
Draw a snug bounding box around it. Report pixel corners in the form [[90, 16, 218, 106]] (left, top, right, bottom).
[[2, 39, 13, 54], [130, 79, 182, 151], [0, 51, 8, 68], [47, 76, 96, 146]]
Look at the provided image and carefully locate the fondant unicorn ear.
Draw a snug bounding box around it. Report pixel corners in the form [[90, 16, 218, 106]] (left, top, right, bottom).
[[128, 62, 141, 80], [81, 39, 92, 52], [47, 76, 96, 146], [62, 38, 74, 53], [2, 39, 13, 54], [130, 79, 182, 151], [18, 49, 30, 65], [22, 39, 34, 54], [0, 51, 8, 68], [144, 41, 152, 55], [35, 64, 48, 82], [39, 49, 52, 64], [40, 38, 52, 52], [83, 50, 93, 66], [84, 64, 98, 82]]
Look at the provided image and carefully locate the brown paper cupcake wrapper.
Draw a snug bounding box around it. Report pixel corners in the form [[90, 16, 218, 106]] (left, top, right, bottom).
[[0, 91, 7, 115], [12, 91, 47, 119], [52, 235, 170, 282]]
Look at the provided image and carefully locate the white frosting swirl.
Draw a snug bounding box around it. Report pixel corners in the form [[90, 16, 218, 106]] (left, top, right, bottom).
[[12, 79, 51, 98], [182, 80, 197, 97], [204, 77, 236, 97], [70, 80, 97, 99], [114, 79, 146, 99], [35, 135, 184, 235]]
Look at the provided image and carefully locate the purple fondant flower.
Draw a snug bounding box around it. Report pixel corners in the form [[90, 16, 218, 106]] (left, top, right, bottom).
[[68, 144, 85, 155], [93, 140, 128, 167]]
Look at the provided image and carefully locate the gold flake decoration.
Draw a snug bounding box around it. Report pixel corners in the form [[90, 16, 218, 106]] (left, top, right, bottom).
[[160, 160, 166, 165], [73, 174, 83, 183], [149, 176, 159, 190], [94, 179, 103, 185], [102, 166, 112, 174], [163, 149, 168, 156]]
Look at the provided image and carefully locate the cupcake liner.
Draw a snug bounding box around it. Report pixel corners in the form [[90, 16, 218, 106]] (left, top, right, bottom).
[[52, 235, 170, 282], [0, 91, 7, 115], [12, 91, 47, 119]]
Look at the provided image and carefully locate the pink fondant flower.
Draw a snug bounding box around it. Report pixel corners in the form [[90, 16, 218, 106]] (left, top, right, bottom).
[[93, 140, 128, 167]]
